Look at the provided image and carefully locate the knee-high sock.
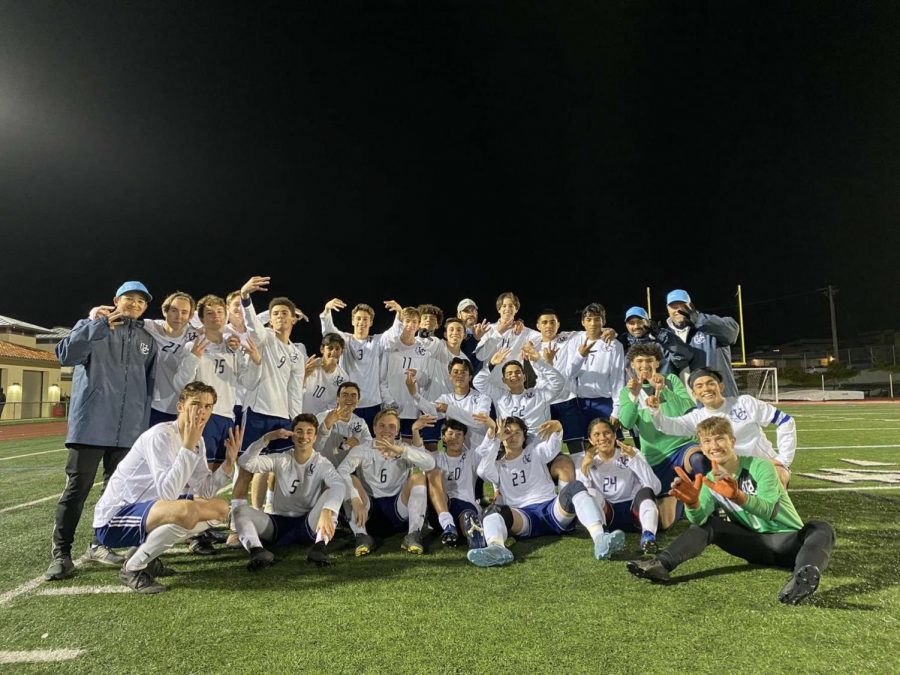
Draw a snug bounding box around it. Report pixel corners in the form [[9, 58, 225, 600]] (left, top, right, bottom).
[[482, 512, 508, 547], [125, 523, 202, 572], [349, 499, 370, 535], [406, 485, 427, 534], [234, 504, 274, 551], [572, 491, 606, 542], [639, 499, 659, 534]]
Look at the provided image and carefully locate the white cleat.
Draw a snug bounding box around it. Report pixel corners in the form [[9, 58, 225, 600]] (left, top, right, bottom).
[[466, 544, 514, 567], [594, 530, 626, 560]]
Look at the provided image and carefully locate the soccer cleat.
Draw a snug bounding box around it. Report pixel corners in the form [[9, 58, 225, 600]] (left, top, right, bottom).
[[440, 524, 459, 547], [44, 556, 75, 581], [354, 533, 376, 557], [401, 531, 425, 555], [594, 529, 626, 560], [462, 513, 487, 550], [119, 566, 167, 594], [778, 564, 821, 605], [225, 532, 243, 550], [626, 557, 671, 583], [639, 531, 658, 555], [188, 532, 216, 556], [205, 528, 229, 544], [307, 542, 332, 567], [85, 544, 125, 567], [124, 548, 176, 578], [247, 547, 275, 572], [466, 543, 514, 568]]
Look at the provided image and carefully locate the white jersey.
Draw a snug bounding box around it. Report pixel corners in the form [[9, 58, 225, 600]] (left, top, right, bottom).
[[473, 359, 565, 434], [93, 421, 230, 527], [242, 299, 305, 419], [649, 395, 797, 467], [320, 310, 401, 408], [475, 431, 562, 508], [414, 387, 492, 451], [422, 343, 469, 402], [238, 440, 345, 517], [563, 332, 626, 417], [145, 321, 200, 414], [380, 337, 444, 419], [475, 323, 541, 364], [314, 410, 373, 468], [338, 441, 435, 499], [224, 324, 252, 408], [175, 339, 259, 419], [434, 447, 479, 505], [527, 331, 578, 405], [302, 364, 349, 416], [578, 449, 661, 504]]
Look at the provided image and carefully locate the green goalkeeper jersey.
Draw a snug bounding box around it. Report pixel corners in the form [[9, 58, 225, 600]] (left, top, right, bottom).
[[686, 456, 804, 534], [617, 373, 696, 467]]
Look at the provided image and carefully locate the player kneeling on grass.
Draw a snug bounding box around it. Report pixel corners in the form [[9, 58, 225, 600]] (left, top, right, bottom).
[[92, 382, 236, 594], [338, 409, 436, 556], [627, 417, 835, 605], [411, 414, 488, 549], [579, 418, 662, 554], [234, 413, 345, 571], [468, 417, 624, 568]]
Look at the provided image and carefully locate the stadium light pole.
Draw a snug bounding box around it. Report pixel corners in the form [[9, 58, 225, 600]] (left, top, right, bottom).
[[822, 285, 839, 363]]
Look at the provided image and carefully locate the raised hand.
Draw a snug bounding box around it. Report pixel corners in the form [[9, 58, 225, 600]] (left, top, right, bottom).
[[374, 438, 403, 460], [295, 308, 309, 323], [701, 460, 746, 504], [521, 341, 540, 362], [543, 343, 559, 365], [305, 355, 321, 374], [472, 319, 490, 340], [472, 412, 496, 436], [384, 299, 402, 313], [496, 314, 515, 334], [105, 308, 125, 331], [240, 276, 270, 299], [669, 466, 703, 508], [490, 347, 512, 367], [512, 319, 525, 336], [324, 298, 346, 313], [191, 336, 210, 358], [181, 403, 207, 451], [537, 419, 562, 439], [578, 339, 597, 358], [434, 402, 448, 413], [224, 425, 244, 468], [90, 305, 115, 321], [412, 414, 438, 433], [600, 327, 617, 344], [405, 369, 418, 396], [264, 428, 294, 445], [226, 334, 242, 352], [626, 369, 642, 397], [617, 439, 636, 458], [244, 336, 262, 366]]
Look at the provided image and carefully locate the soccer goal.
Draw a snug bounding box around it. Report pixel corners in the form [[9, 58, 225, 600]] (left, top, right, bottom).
[[733, 367, 779, 402]]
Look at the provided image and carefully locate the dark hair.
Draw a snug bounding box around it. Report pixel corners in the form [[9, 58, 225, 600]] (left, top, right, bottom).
[[321, 332, 346, 349], [581, 302, 606, 321], [178, 381, 218, 404], [626, 342, 664, 363], [587, 417, 615, 437], [448, 357, 473, 377], [197, 294, 226, 319], [443, 418, 468, 436], [269, 297, 297, 315], [536, 308, 559, 323], [444, 317, 465, 330], [501, 360, 525, 377], [337, 381, 361, 396], [688, 368, 723, 387], [418, 304, 444, 325], [291, 413, 319, 431]]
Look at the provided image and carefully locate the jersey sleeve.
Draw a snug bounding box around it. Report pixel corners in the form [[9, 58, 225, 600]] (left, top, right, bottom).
[[400, 444, 437, 472], [648, 405, 700, 438], [625, 451, 662, 494], [617, 387, 640, 429], [661, 374, 696, 416], [474, 325, 502, 362], [173, 345, 199, 394], [532, 359, 565, 402], [695, 313, 740, 346], [237, 437, 277, 474], [531, 430, 563, 463], [740, 459, 784, 521], [472, 364, 506, 403], [609, 342, 626, 418], [474, 437, 501, 484], [186, 453, 232, 499], [145, 434, 204, 501], [746, 396, 797, 467], [288, 350, 305, 417], [337, 446, 366, 499], [684, 482, 716, 525], [317, 457, 348, 512]]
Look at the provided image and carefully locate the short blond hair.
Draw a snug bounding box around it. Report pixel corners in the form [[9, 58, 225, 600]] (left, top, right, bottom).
[[696, 417, 734, 439], [162, 291, 196, 314]]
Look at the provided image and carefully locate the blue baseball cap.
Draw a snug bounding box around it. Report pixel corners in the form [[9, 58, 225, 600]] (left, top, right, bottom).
[[624, 306, 648, 321], [666, 289, 691, 305], [115, 281, 152, 301]]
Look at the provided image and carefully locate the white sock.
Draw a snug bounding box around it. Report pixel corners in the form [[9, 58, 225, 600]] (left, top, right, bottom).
[[572, 491, 605, 544], [438, 511, 454, 530], [349, 501, 369, 535], [639, 499, 659, 534], [482, 512, 508, 547], [557, 479, 570, 493], [125, 523, 195, 572], [265, 490, 274, 505], [233, 505, 264, 551], [406, 485, 427, 534]]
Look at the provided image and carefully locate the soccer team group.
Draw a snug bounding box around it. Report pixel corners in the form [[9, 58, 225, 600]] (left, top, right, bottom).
[[44, 275, 835, 604]]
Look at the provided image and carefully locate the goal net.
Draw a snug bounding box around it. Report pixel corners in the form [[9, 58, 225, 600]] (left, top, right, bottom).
[[733, 367, 779, 402]]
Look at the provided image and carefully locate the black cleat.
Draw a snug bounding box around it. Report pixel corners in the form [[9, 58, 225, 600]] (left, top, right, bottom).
[[627, 558, 671, 583], [778, 565, 821, 605], [188, 532, 216, 556], [462, 513, 487, 549], [401, 531, 425, 555], [307, 542, 332, 567], [205, 528, 229, 544], [119, 566, 167, 594], [44, 556, 75, 581], [247, 547, 275, 572], [354, 533, 376, 557], [440, 524, 459, 547]]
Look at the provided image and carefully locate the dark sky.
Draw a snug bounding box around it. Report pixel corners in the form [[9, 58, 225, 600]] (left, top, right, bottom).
[[2, 1, 898, 353]]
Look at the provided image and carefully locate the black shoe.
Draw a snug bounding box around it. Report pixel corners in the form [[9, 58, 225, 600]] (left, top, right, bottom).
[[44, 556, 75, 581], [247, 547, 275, 572], [205, 528, 229, 544], [307, 542, 332, 567], [627, 558, 671, 583], [401, 531, 425, 555], [354, 533, 376, 557], [188, 533, 216, 556], [146, 557, 177, 578], [119, 566, 167, 594], [440, 524, 459, 547], [778, 565, 821, 605]]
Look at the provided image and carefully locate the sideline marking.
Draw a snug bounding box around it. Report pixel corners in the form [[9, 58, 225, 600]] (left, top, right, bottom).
[[0, 448, 67, 462], [0, 483, 98, 515], [797, 444, 900, 450], [37, 585, 129, 596], [0, 649, 84, 664], [791, 485, 900, 493], [0, 556, 88, 607]]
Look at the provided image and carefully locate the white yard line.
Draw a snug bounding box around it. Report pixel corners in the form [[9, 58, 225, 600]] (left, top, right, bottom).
[[794, 428, 900, 432], [791, 485, 900, 493], [0, 482, 98, 515], [0, 447, 67, 462], [0, 649, 84, 664], [0, 555, 88, 607], [37, 585, 129, 596], [797, 444, 900, 450]]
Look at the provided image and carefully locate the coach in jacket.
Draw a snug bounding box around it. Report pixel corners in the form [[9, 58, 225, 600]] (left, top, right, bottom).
[[45, 281, 158, 581]]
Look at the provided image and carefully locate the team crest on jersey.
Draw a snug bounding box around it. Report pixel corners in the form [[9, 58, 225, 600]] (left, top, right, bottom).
[[692, 333, 707, 345], [556, 334, 570, 344], [335, 375, 345, 386], [738, 472, 757, 495], [139, 342, 150, 355], [415, 345, 428, 357], [524, 391, 535, 400], [351, 421, 363, 434], [615, 456, 630, 469], [730, 407, 749, 422], [306, 463, 316, 477], [523, 453, 531, 464], [186, 330, 199, 342]]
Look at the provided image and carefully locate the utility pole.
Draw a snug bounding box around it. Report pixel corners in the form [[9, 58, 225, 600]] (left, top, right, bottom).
[[823, 285, 839, 362]]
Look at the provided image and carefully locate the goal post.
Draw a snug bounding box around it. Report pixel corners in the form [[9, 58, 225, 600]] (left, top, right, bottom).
[[733, 367, 779, 403]]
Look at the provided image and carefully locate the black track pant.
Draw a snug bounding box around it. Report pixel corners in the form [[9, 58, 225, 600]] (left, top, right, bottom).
[[658, 514, 835, 574]]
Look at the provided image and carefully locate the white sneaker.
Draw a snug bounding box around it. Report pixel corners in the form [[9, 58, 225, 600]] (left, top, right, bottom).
[[466, 544, 514, 567], [85, 544, 125, 567]]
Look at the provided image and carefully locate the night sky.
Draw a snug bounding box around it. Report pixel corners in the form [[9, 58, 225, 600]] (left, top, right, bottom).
[[2, 1, 898, 352]]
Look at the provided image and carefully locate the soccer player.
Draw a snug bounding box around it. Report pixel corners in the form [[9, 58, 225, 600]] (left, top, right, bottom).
[[234, 413, 345, 570], [628, 417, 835, 605], [410, 415, 486, 547], [338, 409, 436, 556], [646, 368, 795, 487], [561, 303, 626, 458], [315, 381, 373, 468], [578, 418, 662, 553], [92, 381, 236, 594], [175, 294, 261, 470], [319, 297, 402, 431], [467, 417, 624, 567], [617, 343, 707, 528], [47, 281, 158, 581], [474, 291, 540, 366], [417, 303, 444, 338], [664, 289, 740, 395], [302, 333, 349, 416]]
